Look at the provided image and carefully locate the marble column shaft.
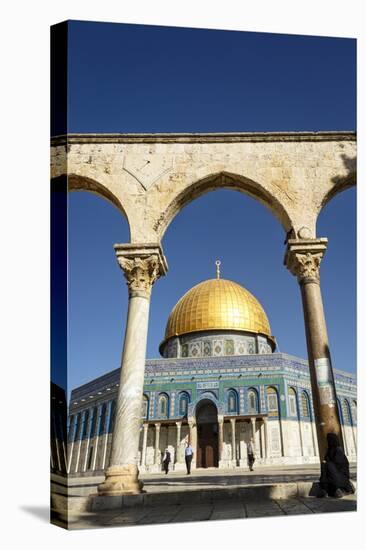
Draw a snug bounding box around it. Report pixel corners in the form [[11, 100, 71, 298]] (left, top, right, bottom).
[[98, 244, 168, 496], [141, 423, 149, 467], [230, 418, 236, 462], [285, 239, 343, 460], [218, 417, 224, 461], [263, 418, 269, 459], [250, 417, 256, 439], [175, 422, 182, 463], [188, 421, 197, 468], [154, 424, 161, 464]]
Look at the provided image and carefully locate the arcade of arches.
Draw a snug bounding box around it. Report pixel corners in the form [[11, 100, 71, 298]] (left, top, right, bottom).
[[51, 131, 357, 495]]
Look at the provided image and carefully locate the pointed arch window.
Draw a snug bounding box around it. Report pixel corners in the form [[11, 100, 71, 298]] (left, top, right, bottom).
[[74, 413, 82, 441], [351, 400, 357, 424], [288, 387, 297, 417], [142, 395, 149, 419], [267, 387, 279, 414], [337, 398, 343, 424], [89, 407, 98, 438], [158, 393, 169, 418], [300, 392, 310, 418], [67, 415, 75, 443], [248, 389, 259, 414], [179, 392, 189, 416], [109, 400, 117, 432], [342, 399, 351, 424], [228, 389, 238, 413], [82, 409, 90, 438], [98, 403, 107, 435]]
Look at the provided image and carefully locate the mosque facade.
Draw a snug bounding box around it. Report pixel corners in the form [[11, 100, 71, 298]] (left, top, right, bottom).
[[66, 265, 357, 475]]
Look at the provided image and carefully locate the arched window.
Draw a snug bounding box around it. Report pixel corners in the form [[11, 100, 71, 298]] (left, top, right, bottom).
[[342, 399, 351, 424], [247, 389, 259, 413], [67, 415, 75, 443], [87, 446, 94, 470], [82, 409, 90, 438], [108, 400, 116, 432], [351, 400, 357, 423], [141, 395, 149, 419], [89, 407, 98, 438], [266, 387, 279, 414], [74, 413, 82, 440], [158, 394, 169, 418], [179, 392, 189, 416], [228, 389, 238, 413], [300, 392, 310, 418], [288, 387, 297, 417], [337, 398, 343, 424], [98, 403, 107, 435]]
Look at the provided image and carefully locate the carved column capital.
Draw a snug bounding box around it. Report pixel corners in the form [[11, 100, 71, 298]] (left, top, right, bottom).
[[284, 238, 328, 284], [114, 243, 168, 298]]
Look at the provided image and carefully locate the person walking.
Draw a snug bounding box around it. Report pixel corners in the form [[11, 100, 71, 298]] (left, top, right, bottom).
[[185, 442, 194, 474], [162, 448, 171, 475], [318, 433, 355, 498], [247, 437, 255, 471]]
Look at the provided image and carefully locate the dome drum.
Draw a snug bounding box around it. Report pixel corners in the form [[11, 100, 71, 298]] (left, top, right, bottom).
[[160, 329, 274, 358]]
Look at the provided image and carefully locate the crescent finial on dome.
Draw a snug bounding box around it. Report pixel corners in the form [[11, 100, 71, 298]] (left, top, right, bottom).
[[215, 259, 221, 279]]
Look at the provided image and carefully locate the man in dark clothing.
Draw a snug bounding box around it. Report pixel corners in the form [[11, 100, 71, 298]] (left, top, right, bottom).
[[162, 448, 171, 475], [247, 438, 255, 471], [318, 433, 355, 498]]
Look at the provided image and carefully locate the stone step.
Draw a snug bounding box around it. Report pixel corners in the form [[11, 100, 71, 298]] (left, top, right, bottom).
[[88, 480, 357, 511]]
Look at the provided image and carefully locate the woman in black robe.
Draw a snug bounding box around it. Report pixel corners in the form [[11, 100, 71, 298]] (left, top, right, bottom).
[[162, 448, 171, 475], [319, 433, 355, 498]]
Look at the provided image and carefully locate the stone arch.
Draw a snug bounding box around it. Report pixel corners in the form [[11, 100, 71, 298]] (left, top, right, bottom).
[[190, 393, 221, 417], [67, 174, 132, 239], [158, 171, 294, 240], [317, 153, 356, 220]]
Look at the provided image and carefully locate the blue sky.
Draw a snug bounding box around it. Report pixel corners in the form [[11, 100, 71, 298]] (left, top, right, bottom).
[[63, 21, 356, 393]]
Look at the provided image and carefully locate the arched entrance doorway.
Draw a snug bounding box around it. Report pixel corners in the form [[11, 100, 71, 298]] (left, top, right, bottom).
[[196, 400, 219, 468]]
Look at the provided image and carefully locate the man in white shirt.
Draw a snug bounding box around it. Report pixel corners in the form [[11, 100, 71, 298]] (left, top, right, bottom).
[[185, 442, 194, 474]]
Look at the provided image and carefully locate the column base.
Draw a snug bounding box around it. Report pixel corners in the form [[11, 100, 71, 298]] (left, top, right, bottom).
[[98, 465, 143, 496]]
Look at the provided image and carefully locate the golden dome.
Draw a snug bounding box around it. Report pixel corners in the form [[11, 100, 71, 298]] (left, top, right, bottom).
[[164, 277, 273, 342]]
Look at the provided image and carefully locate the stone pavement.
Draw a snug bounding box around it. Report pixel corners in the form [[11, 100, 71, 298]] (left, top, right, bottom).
[[63, 491, 356, 530], [51, 466, 357, 529]]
